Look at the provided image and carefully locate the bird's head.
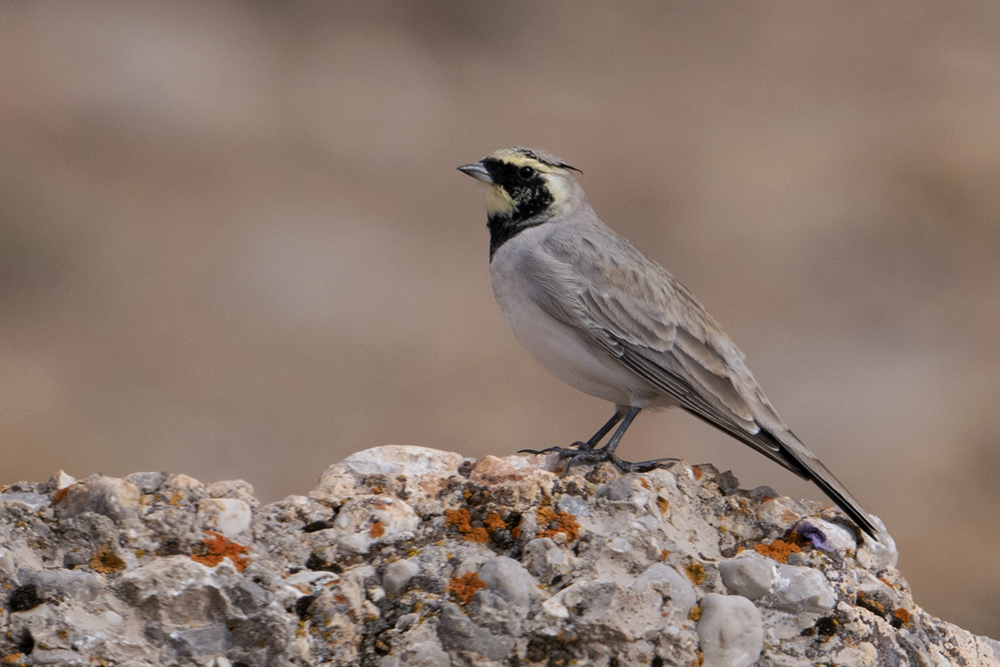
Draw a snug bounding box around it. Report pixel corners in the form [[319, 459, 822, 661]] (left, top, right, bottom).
[[458, 147, 584, 228]]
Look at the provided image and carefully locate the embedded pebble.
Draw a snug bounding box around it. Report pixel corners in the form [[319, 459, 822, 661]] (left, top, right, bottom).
[[32, 569, 103, 602], [51, 470, 77, 490], [2, 492, 50, 511], [331, 494, 419, 553], [697, 593, 764, 667], [438, 602, 516, 660], [719, 553, 835, 614], [477, 556, 538, 610], [383, 558, 420, 596], [756, 496, 804, 530], [56, 476, 139, 520], [197, 498, 252, 537], [634, 562, 697, 615], [719, 553, 776, 600], [33, 649, 87, 665], [0, 547, 15, 575], [793, 517, 857, 554], [770, 563, 836, 614], [125, 472, 167, 494]]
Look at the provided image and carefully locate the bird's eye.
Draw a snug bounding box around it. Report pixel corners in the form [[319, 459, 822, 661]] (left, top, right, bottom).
[[518, 166, 536, 180]]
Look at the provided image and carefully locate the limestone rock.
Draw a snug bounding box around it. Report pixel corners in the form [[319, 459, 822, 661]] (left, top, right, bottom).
[[0, 446, 995, 666]]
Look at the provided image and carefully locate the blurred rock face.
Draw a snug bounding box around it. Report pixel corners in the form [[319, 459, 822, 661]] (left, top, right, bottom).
[[1, 1, 999, 637]]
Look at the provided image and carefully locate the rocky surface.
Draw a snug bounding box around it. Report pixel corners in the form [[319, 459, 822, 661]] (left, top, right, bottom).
[[1, 445, 997, 667]]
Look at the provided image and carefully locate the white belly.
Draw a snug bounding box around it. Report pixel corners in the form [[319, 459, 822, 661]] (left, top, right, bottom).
[[489, 238, 662, 408]]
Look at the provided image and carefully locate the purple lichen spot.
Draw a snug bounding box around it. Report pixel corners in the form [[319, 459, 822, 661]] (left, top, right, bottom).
[[793, 518, 857, 554]]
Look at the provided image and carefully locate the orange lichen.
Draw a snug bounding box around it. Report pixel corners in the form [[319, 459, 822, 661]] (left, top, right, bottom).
[[754, 539, 802, 564], [536, 507, 556, 524], [484, 511, 506, 532], [656, 497, 670, 515], [448, 572, 487, 604], [168, 490, 184, 506], [369, 521, 385, 538], [535, 507, 580, 541], [444, 508, 489, 543], [856, 592, 887, 617], [445, 508, 472, 530], [892, 608, 911, 627], [692, 466, 704, 480], [1, 654, 24, 665], [688, 605, 702, 621], [52, 485, 75, 504], [90, 544, 126, 574], [192, 530, 250, 571], [685, 562, 706, 586], [660, 549, 670, 560]]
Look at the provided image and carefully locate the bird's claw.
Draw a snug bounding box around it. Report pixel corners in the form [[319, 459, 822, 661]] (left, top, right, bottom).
[[613, 456, 679, 473], [518, 446, 581, 457], [522, 446, 677, 476]]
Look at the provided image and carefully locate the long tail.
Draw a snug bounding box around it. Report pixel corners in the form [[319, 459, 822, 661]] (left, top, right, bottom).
[[768, 429, 879, 538]]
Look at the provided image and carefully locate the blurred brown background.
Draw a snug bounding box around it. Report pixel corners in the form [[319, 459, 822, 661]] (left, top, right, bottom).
[[2, 1, 999, 636]]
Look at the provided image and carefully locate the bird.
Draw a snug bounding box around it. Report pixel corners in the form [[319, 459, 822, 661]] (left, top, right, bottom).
[[457, 147, 879, 537]]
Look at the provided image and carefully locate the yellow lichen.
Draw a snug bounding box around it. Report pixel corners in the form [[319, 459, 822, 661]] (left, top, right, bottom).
[[685, 562, 706, 586], [90, 545, 126, 574]]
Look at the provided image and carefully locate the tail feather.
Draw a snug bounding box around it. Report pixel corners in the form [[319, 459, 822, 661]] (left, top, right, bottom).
[[768, 430, 879, 538]]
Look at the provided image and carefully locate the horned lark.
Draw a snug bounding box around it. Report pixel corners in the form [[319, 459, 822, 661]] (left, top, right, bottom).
[[458, 147, 879, 537]]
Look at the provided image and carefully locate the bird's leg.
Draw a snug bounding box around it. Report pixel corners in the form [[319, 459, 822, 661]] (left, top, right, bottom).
[[520, 406, 675, 475], [592, 406, 640, 455], [573, 409, 625, 451], [518, 408, 624, 457], [566, 407, 678, 474]]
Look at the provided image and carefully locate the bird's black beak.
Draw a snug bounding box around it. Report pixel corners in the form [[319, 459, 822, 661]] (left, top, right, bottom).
[[457, 161, 493, 184]]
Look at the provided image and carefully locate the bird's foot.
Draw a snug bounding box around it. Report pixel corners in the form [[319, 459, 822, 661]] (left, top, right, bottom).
[[519, 446, 677, 474], [516, 439, 595, 457], [517, 446, 581, 458], [607, 455, 679, 474]]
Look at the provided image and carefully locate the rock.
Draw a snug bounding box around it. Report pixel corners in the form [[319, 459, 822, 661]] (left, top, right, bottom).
[[718, 553, 776, 601], [769, 562, 836, 614], [634, 562, 697, 615], [32, 649, 86, 665], [125, 471, 167, 494], [476, 556, 538, 611], [328, 494, 419, 554], [31, 569, 103, 603], [697, 593, 764, 667], [437, 602, 516, 661], [197, 498, 252, 537], [719, 552, 836, 614], [50, 470, 77, 490], [168, 622, 233, 659], [0, 547, 15, 576], [522, 537, 575, 583], [383, 558, 420, 596], [793, 517, 857, 555], [56, 475, 140, 521], [0, 445, 993, 666]]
